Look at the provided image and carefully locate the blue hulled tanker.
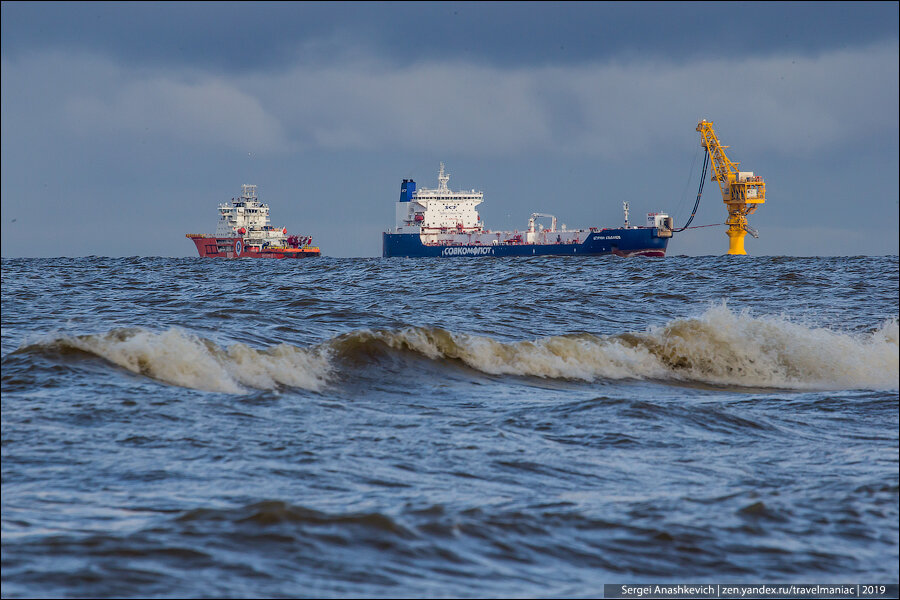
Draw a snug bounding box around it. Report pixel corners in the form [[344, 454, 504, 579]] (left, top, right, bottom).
[[382, 164, 672, 258]]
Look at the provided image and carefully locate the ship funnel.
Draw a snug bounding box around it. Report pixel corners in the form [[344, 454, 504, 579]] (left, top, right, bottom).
[[400, 179, 416, 202]]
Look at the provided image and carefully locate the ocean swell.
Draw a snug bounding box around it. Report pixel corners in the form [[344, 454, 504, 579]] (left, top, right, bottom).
[[335, 304, 899, 390], [18, 305, 899, 392], [21, 328, 331, 394]]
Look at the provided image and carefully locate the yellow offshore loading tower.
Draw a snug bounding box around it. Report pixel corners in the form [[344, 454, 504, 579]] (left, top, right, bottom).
[[696, 120, 766, 255]]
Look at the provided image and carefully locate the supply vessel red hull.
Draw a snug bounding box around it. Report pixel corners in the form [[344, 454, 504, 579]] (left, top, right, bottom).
[[186, 235, 320, 259]]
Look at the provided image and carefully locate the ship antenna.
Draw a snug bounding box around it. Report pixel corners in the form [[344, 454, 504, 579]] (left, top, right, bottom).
[[623, 201, 630, 227]]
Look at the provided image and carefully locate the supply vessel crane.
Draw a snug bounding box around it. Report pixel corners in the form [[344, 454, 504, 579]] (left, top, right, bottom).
[[696, 120, 766, 255]]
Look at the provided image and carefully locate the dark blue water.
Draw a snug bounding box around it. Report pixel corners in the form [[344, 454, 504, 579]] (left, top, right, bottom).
[[2, 256, 898, 598]]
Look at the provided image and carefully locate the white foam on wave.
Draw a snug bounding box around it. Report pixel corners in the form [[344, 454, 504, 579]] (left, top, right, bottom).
[[364, 303, 899, 390], [24, 304, 898, 393], [36, 328, 331, 394], [635, 303, 898, 390]]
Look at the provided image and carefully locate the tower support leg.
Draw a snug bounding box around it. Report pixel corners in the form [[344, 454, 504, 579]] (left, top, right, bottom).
[[726, 213, 747, 255], [726, 225, 747, 255]]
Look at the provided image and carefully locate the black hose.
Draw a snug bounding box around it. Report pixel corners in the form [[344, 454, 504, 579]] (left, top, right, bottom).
[[673, 148, 709, 232]]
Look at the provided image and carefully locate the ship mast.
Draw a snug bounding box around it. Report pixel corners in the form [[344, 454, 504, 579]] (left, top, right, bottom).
[[437, 162, 450, 193], [240, 184, 258, 202]]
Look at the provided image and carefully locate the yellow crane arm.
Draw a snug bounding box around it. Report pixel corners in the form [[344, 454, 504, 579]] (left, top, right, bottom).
[[697, 121, 737, 202]]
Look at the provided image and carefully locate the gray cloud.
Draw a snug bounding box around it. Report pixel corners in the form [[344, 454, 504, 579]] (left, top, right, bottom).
[[65, 73, 290, 154], [32, 40, 898, 160]]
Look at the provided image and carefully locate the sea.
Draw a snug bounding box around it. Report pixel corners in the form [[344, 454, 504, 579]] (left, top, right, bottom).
[[1, 255, 898, 598]]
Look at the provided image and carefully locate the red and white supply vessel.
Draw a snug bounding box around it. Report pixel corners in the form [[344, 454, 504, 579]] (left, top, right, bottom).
[[186, 184, 320, 258]]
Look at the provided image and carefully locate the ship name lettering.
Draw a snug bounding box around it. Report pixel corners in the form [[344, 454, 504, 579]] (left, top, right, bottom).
[[442, 247, 494, 256]]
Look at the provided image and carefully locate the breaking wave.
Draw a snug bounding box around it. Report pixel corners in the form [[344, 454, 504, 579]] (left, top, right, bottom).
[[17, 305, 899, 392], [21, 328, 331, 394], [335, 304, 899, 391]]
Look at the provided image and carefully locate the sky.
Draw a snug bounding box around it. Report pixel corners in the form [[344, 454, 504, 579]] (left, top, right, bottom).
[[1, 1, 898, 257]]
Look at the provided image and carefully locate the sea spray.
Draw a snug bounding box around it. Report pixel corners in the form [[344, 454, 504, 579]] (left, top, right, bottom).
[[635, 304, 899, 389]]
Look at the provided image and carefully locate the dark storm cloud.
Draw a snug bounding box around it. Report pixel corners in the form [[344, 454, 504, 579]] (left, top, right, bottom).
[[2, 1, 897, 70]]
